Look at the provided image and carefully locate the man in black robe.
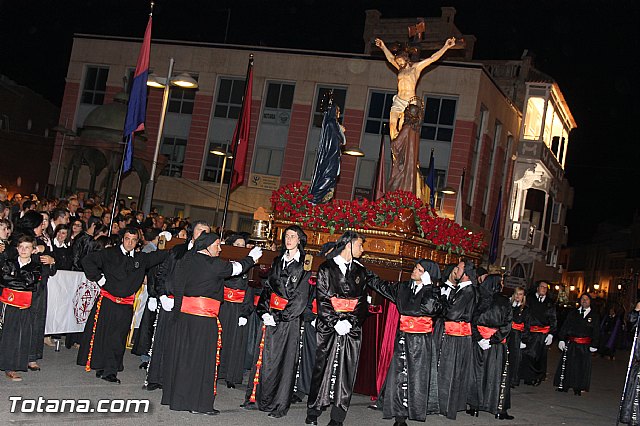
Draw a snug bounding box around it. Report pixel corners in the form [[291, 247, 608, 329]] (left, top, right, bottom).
[[520, 281, 557, 386], [306, 231, 371, 426], [468, 274, 513, 419], [554, 293, 599, 395], [242, 225, 312, 418], [367, 259, 443, 426], [619, 301, 640, 424], [438, 259, 477, 420], [144, 220, 210, 390], [77, 227, 168, 384], [292, 276, 318, 404]]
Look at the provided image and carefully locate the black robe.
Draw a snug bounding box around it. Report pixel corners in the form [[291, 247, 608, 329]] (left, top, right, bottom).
[[0, 256, 55, 372], [469, 293, 513, 414], [437, 283, 477, 420], [77, 246, 167, 376], [620, 311, 640, 425], [131, 246, 161, 357], [367, 279, 442, 421], [145, 243, 189, 387], [217, 270, 254, 385], [293, 283, 318, 400], [161, 251, 254, 413], [553, 307, 599, 391], [244, 254, 312, 416], [507, 304, 530, 387], [520, 294, 557, 383], [30, 236, 53, 363], [307, 259, 370, 420]]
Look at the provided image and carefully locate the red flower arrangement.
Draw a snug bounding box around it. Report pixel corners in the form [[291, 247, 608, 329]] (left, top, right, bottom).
[[270, 182, 486, 255]]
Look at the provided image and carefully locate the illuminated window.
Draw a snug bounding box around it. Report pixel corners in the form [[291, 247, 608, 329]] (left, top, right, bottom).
[[523, 97, 545, 140]]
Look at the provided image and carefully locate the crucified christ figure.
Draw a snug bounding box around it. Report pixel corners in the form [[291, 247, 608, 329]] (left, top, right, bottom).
[[375, 37, 456, 140]]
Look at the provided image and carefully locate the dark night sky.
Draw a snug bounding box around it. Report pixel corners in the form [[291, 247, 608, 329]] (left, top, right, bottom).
[[1, 0, 638, 244]]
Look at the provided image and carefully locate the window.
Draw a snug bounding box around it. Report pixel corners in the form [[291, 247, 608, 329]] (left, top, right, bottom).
[[0, 114, 9, 130], [160, 137, 187, 177], [312, 87, 346, 128], [523, 96, 545, 140], [213, 78, 245, 119], [81, 66, 109, 105], [303, 85, 347, 181], [168, 75, 198, 115], [265, 82, 294, 111], [467, 106, 488, 205], [254, 147, 284, 175], [202, 140, 232, 183], [421, 96, 457, 142], [364, 91, 393, 134], [552, 201, 562, 224]]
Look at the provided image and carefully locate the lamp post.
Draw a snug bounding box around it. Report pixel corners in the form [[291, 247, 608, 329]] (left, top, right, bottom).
[[436, 185, 456, 214], [51, 120, 76, 198], [141, 58, 198, 215], [210, 146, 232, 225]]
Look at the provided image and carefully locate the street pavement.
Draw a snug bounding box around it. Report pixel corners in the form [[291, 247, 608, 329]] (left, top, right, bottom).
[[0, 342, 626, 425]]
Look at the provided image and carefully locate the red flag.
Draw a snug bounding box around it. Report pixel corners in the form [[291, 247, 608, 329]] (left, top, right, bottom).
[[230, 57, 253, 191], [373, 130, 387, 201]]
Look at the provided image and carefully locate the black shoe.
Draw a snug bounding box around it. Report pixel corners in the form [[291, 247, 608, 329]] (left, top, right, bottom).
[[226, 381, 235, 389], [241, 402, 257, 410], [101, 374, 120, 384], [190, 409, 220, 415], [145, 382, 162, 391], [496, 412, 515, 420], [393, 422, 408, 426], [367, 403, 379, 410], [556, 387, 568, 392], [304, 416, 318, 425], [95, 370, 104, 378], [268, 411, 286, 418], [327, 421, 343, 426], [466, 408, 479, 417], [139, 362, 148, 370], [291, 394, 303, 404], [574, 390, 582, 396], [532, 379, 541, 386]]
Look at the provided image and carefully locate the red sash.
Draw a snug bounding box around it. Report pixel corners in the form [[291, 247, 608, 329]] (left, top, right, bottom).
[[0, 288, 32, 309], [253, 294, 260, 306], [224, 287, 246, 303], [568, 336, 592, 345], [181, 296, 220, 317], [512, 322, 525, 332], [399, 315, 433, 333], [477, 325, 506, 344], [100, 288, 135, 305], [311, 299, 317, 315], [330, 297, 358, 312], [444, 321, 472, 336], [530, 325, 551, 333], [269, 293, 288, 311]]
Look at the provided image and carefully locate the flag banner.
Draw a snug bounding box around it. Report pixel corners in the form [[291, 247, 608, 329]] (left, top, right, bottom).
[[425, 149, 435, 208], [45, 271, 100, 334], [122, 15, 152, 173], [230, 58, 254, 190], [455, 170, 465, 225], [373, 131, 387, 201]]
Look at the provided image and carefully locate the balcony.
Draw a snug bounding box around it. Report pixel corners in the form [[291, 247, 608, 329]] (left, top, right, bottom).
[[517, 140, 564, 181], [507, 220, 542, 250]]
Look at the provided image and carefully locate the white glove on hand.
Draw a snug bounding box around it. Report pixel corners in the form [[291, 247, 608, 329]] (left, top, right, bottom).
[[248, 246, 263, 262], [160, 295, 174, 312], [558, 340, 566, 351], [334, 320, 352, 336], [478, 338, 491, 350], [262, 313, 276, 327], [147, 297, 158, 311], [311, 319, 316, 328], [420, 271, 432, 285], [545, 334, 553, 345], [238, 317, 248, 327], [520, 342, 527, 349], [159, 231, 172, 241], [589, 347, 598, 353]]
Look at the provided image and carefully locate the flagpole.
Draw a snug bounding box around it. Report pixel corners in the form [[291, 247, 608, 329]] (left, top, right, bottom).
[[372, 123, 386, 201], [221, 54, 253, 231], [108, 137, 130, 237]]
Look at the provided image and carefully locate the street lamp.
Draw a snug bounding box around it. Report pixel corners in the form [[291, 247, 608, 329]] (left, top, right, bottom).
[[211, 146, 232, 225], [141, 58, 198, 215], [435, 186, 456, 213], [343, 146, 365, 157], [51, 120, 77, 198]]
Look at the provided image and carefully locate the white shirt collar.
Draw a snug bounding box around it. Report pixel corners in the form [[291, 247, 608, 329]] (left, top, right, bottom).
[[333, 255, 351, 276], [457, 280, 472, 290], [18, 257, 31, 268], [120, 245, 134, 257], [537, 294, 545, 302], [282, 250, 301, 264], [53, 239, 68, 248], [580, 307, 591, 317]]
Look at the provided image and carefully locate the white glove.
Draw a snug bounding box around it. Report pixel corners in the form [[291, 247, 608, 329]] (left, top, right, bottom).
[[248, 246, 263, 262], [238, 317, 248, 327], [520, 342, 527, 349], [262, 313, 276, 327], [311, 319, 316, 328], [160, 295, 174, 311], [589, 347, 598, 353], [159, 231, 172, 241], [478, 338, 491, 350], [421, 270, 432, 285], [545, 334, 553, 345], [147, 297, 158, 311], [334, 319, 352, 336], [558, 341, 566, 351]]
